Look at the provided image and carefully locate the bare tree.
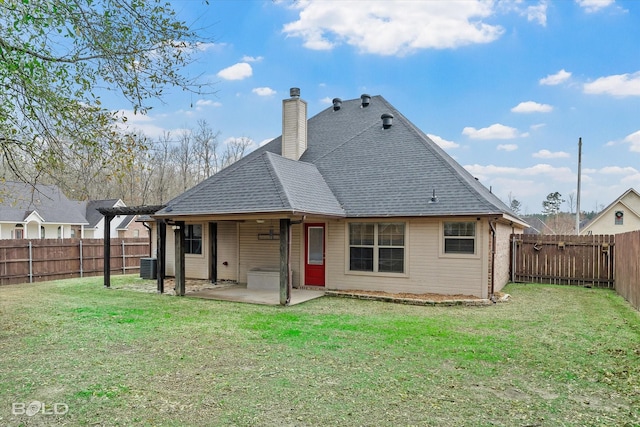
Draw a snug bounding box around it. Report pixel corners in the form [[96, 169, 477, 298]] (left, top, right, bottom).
[[173, 130, 196, 192], [222, 137, 254, 169], [194, 120, 221, 179], [566, 192, 576, 214], [507, 192, 522, 215]]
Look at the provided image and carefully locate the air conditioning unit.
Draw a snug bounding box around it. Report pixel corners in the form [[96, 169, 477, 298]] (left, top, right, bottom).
[[140, 257, 157, 280]]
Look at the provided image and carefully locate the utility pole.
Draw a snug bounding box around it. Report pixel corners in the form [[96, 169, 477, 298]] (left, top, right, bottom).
[[576, 137, 582, 235]]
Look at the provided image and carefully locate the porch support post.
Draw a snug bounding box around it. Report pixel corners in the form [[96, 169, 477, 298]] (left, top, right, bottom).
[[103, 214, 113, 288], [156, 219, 166, 293], [279, 218, 291, 306], [174, 221, 186, 296]]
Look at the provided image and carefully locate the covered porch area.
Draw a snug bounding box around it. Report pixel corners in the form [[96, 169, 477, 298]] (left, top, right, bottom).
[[187, 283, 325, 306]]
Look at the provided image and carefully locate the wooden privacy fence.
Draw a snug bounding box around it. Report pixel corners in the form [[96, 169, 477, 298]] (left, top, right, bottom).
[[511, 234, 615, 288], [614, 230, 640, 310], [0, 238, 150, 286]]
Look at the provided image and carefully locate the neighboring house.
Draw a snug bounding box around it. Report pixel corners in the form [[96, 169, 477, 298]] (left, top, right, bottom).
[[77, 199, 147, 239], [117, 215, 148, 238], [580, 188, 640, 235], [152, 89, 527, 299], [522, 216, 545, 235], [80, 199, 126, 238], [0, 181, 88, 239]]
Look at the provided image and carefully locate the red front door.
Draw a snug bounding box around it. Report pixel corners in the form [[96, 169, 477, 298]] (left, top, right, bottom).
[[305, 224, 325, 286]]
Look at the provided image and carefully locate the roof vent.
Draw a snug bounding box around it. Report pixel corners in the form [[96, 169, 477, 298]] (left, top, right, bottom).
[[381, 113, 394, 129], [289, 87, 300, 99], [361, 94, 371, 107], [429, 189, 438, 203], [332, 98, 342, 111]]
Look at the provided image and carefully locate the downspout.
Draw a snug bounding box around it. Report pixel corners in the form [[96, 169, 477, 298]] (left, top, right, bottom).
[[143, 221, 152, 257], [489, 220, 497, 303]]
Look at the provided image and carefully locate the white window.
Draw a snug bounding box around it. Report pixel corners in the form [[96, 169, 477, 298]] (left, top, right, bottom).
[[614, 211, 623, 225], [14, 224, 24, 239], [349, 223, 405, 273], [444, 222, 476, 254]]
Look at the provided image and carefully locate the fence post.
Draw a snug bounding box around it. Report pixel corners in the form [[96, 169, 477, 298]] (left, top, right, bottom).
[[79, 240, 83, 278], [29, 240, 33, 283], [122, 240, 126, 274]]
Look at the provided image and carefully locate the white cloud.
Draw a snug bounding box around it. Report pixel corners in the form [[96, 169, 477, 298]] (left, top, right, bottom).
[[539, 69, 572, 85], [598, 166, 639, 175], [530, 123, 546, 131], [114, 110, 185, 139], [427, 133, 460, 149], [252, 87, 277, 96], [623, 130, 640, 152], [217, 62, 253, 80], [242, 55, 264, 62], [511, 101, 553, 113], [462, 123, 521, 140], [621, 172, 640, 187], [497, 144, 518, 151], [575, 0, 615, 13], [195, 99, 222, 108], [320, 97, 333, 105], [465, 163, 575, 182], [532, 149, 571, 159], [282, 1, 504, 56], [193, 42, 225, 52], [525, 2, 548, 26], [583, 72, 640, 97]]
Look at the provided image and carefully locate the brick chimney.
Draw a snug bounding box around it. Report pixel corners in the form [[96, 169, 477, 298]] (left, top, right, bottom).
[[282, 88, 307, 161]]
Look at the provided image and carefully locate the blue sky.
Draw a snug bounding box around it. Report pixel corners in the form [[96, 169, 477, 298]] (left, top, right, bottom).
[[112, 0, 640, 215]]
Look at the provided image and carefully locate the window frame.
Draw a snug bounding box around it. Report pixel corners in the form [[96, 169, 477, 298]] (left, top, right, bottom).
[[441, 221, 478, 257], [14, 224, 24, 239], [185, 224, 203, 255], [614, 210, 624, 226], [347, 222, 407, 276]]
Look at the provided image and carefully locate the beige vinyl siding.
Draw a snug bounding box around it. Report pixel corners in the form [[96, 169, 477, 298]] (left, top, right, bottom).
[[164, 222, 208, 279], [216, 221, 239, 281], [326, 217, 489, 298], [238, 222, 301, 286], [290, 224, 301, 287]]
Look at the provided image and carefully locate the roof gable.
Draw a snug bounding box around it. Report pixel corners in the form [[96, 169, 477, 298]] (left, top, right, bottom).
[[581, 188, 640, 233], [160, 152, 344, 217]]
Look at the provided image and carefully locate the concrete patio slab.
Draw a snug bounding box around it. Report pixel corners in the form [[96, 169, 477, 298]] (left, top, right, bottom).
[[187, 284, 325, 306]]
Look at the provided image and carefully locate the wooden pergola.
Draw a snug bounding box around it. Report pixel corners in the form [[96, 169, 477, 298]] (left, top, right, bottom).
[[97, 205, 164, 290]]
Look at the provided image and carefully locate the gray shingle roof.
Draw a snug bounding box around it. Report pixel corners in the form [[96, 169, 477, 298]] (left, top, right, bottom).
[[85, 199, 121, 227], [162, 151, 344, 216], [158, 95, 520, 219], [0, 181, 88, 224]]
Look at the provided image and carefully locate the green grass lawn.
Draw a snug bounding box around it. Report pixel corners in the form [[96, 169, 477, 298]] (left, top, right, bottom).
[[1, 276, 639, 426]]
